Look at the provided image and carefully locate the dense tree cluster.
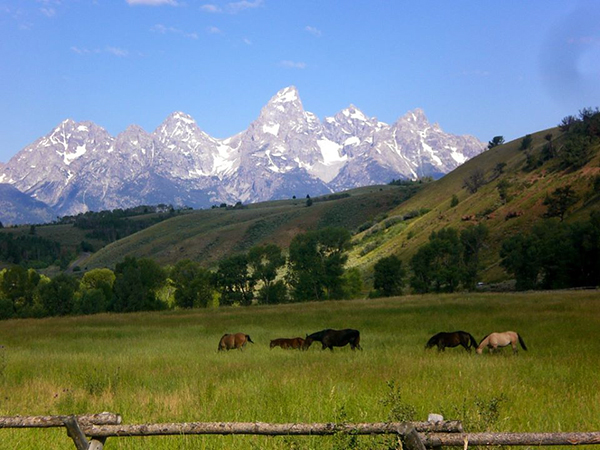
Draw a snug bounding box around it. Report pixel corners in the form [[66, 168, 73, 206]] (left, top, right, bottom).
[[0, 233, 63, 268], [71, 207, 176, 243], [557, 108, 600, 169], [409, 224, 489, 293], [500, 213, 600, 290]]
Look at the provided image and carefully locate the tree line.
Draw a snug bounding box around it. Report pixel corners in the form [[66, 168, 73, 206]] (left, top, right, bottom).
[[0, 227, 362, 320], [0, 211, 597, 321]]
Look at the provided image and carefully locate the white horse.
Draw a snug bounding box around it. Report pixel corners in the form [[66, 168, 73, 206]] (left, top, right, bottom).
[[476, 331, 527, 354]]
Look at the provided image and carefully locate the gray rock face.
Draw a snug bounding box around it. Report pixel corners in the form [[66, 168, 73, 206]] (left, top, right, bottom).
[[0, 86, 485, 217]]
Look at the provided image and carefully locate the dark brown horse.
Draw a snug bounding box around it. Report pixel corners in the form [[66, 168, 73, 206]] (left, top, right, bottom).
[[425, 331, 478, 352], [218, 333, 254, 351], [303, 329, 361, 351], [270, 337, 305, 350]]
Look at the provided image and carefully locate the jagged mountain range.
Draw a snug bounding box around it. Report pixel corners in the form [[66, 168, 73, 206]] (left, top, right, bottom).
[[0, 86, 485, 222]]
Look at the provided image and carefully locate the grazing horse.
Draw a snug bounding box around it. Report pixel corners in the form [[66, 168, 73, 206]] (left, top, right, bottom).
[[270, 337, 305, 350], [476, 331, 527, 355], [303, 329, 361, 351], [218, 333, 254, 351], [425, 331, 478, 352]]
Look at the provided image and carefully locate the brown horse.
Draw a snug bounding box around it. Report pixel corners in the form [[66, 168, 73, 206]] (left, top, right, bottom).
[[218, 333, 254, 351], [303, 329, 361, 351], [270, 337, 305, 350], [476, 331, 527, 354], [425, 331, 478, 352]]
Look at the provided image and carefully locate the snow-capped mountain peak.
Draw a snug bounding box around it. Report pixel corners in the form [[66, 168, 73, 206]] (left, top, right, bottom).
[[0, 86, 486, 217]]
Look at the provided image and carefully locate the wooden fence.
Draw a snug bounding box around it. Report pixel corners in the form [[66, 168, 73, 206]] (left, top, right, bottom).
[[2, 413, 600, 449]]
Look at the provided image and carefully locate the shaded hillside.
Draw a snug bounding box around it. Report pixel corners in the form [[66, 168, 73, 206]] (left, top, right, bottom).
[[83, 185, 420, 270], [0, 184, 55, 225], [349, 125, 600, 283]]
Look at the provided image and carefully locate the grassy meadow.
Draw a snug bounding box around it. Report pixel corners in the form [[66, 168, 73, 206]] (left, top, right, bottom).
[[0, 291, 599, 449]]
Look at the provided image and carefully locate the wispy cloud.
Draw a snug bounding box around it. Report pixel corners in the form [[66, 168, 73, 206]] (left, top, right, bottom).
[[126, 0, 178, 6], [70, 46, 130, 57], [243, 37, 252, 45], [202, 0, 263, 14], [40, 7, 56, 17], [200, 4, 221, 13], [280, 60, 306, 69], [305, 25, 321, 37], [228, 0, 263, 13], [151, 24, 198, 39], [105, 46, 129, 57], [206, 26, 222, 34], [70, 46, 91, 55]]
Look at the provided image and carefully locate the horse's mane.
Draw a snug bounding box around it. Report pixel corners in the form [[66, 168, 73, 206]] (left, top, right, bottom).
[[478, 333, 491, 346]]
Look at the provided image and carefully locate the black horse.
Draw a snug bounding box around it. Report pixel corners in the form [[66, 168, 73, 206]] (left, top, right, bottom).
[[303, 329, 361, 351], [425, 331, 478, 352]]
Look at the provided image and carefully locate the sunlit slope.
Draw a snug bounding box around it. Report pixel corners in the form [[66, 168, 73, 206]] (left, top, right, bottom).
[[83, 186, 412, 269], [350, 127, 600, 282]]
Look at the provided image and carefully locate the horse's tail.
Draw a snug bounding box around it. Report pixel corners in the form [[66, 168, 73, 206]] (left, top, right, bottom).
[[246, 335, 254, 344], [353, 332, 362, 350], [517, 333, 527, 351], [468, 333, 478, 349]]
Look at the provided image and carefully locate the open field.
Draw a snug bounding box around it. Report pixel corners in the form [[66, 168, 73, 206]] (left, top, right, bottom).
[[0, 291, 599, 449]]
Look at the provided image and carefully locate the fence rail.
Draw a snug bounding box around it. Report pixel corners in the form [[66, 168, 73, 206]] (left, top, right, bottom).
[[1, 413, 599, 449]]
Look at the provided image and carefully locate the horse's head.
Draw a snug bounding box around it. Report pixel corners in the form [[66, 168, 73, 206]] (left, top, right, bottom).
[[425, 335, 437, 349], [475, 347, 483, 355], [302, 337, 313, 350], [269, 340, 276, 349]]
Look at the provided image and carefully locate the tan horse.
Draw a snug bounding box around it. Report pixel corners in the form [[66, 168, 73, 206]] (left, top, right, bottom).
[[476, 331, 527, 354], [218, 333, 254, 351]]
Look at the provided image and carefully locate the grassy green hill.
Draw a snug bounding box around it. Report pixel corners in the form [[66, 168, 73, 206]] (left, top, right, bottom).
[[82, 185, 420, 270], [349, 127, 600, 283]]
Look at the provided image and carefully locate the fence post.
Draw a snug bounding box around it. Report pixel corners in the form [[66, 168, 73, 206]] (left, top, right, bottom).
[[63, 416, 89, 450], [401, 426, 427, 450]]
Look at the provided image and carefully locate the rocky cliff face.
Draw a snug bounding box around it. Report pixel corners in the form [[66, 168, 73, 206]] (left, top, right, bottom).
[[0, 86, 485, 218]]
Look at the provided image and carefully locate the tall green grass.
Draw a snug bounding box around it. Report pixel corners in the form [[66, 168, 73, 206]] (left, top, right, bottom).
[[0, 291, 599, 449]]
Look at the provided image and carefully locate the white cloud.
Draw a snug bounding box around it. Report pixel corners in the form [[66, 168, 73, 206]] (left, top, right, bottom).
[[70, 46, 90, 55], [201, 4, 221, 13], [200, 0, 263, 14], [126, 0, 178, 6], [206, 26, 222, 34], [151, 24, 198, 39], [243, 37, 252, 45], [280, 60, 306, 69], [105, 46, 129, 57], [40, 7, 56, 17], [305, 25, 321, 37], [227, 0, 263, 14]]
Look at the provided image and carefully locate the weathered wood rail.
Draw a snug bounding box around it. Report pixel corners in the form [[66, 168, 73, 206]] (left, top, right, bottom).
[[1, 413, 600, 449]]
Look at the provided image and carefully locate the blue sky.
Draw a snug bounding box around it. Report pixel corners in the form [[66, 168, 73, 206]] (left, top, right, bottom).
[[0, 0, 599, 162]]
